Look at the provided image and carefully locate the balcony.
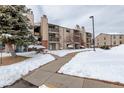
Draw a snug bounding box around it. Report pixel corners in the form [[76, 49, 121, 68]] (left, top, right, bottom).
[[74, 34, 80, 37], [73, 30, 80, 37], [86, 32, 92, 37], [86, 38, 91, 43], [48, 28, 59, 33], [74, 37, 80, 43], [49, 38, 59, 41]]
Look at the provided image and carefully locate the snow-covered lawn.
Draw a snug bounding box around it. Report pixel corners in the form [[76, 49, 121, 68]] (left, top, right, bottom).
[[49, 49, 92, 57], [0, 53, 55, 87], [2, 51, 37, 58], [59, 45, 124, 84]]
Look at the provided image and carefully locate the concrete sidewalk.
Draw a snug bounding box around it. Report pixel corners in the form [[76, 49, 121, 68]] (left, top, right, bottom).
[[21, 52, 124, 88]]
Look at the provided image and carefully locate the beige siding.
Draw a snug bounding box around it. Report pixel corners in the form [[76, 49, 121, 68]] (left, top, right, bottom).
[[95, 34, 111, 47], [40, 15, 48, 41], [95, 33, 124, 47], [59, 27, 65, 49]]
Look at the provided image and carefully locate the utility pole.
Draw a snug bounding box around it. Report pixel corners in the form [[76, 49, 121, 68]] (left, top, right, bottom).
[[89, 16, 96, 51]]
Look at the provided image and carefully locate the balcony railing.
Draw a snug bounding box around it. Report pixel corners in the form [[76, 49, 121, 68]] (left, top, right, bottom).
[[48, 28, 59, 33], [74, 37, 80, 42], [86, 38, 91, 43], [49, 38, 59, 42], [73, 31, 80, 37]]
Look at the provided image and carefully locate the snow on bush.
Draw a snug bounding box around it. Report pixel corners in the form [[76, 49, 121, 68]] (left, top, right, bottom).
[[2, 34, 12, 38], [28, 45, 46, 49]]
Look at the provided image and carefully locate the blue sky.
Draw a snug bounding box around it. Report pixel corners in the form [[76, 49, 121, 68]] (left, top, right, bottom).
[[27, 5, 124, 35]]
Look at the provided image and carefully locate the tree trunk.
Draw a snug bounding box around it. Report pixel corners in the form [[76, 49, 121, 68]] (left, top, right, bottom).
[[5, 43, 17, 57]]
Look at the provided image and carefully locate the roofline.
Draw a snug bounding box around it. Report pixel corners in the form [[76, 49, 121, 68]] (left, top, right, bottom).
[[96, 33, 124, 38], [48, 23, 81, 31], [95, 33, 109, 38], [34, 22, 87, 32]]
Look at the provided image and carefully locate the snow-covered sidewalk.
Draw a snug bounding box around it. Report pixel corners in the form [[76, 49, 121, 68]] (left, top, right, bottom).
[[0, 53, 55, 87], [59, 45, 124, 84], [48, 49, 92, 57]]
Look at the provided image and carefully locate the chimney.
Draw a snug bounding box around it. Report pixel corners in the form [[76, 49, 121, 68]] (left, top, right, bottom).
[[75, 24, 80, 30], [81, 26, 85, 29], [43, 15, 47, 18], [40, 15, 48, 48]]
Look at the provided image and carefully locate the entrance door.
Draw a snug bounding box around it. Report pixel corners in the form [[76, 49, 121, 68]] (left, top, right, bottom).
[[49, 43, 56, 50], [75, 44, 80, 49]]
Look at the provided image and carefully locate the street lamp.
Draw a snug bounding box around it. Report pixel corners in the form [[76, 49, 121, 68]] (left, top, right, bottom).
[[89, 16, 96, 51]]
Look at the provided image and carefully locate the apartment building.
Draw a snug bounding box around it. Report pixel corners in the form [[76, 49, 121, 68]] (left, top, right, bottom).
[[95, 33, 124, 47], [34, 15, 92, 50]]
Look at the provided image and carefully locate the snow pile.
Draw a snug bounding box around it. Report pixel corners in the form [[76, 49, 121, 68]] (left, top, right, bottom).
[[17, 51, 37, 57], [49, 49, 92, 57], [1, 53, 11, 57], [28, 45, 46, 49], [28, 45, 34, 48], [2, 51, 36, 58], [0, 54, 55, 87], [59, 45, 124, 84]]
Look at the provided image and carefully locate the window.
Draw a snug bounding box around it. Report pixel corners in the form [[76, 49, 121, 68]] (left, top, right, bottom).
[[55, 26, 59, 29], [66, 30, 70, 33], [49, 25, 55, 29], [120, 41, 122, 44], [104, 42, 106, 45], [104, 37, 106, 40], [113, 36, 116, 39], [120, 35, 122, 39], [86, 33, 91, 37], [114, 41, 116, 45]]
